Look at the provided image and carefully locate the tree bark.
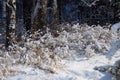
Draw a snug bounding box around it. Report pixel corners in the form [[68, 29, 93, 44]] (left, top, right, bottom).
[[32, 0, 48, 34], [57, 0, 62, 23], [23, 0, 32, 32], [51, 0, 58, 30], [6, 0, 16, 48], [115, 0, 120, 21]]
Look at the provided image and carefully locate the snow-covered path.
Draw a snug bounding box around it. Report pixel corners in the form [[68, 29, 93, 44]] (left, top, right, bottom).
[[3, 49, 120, 80]]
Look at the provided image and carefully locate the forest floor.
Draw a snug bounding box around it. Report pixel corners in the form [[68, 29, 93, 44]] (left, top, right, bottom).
[[3, 50, 120, 80], [0, 23, 120, 80]]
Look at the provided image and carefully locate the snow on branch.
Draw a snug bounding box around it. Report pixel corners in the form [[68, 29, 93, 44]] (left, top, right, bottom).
[[81, 0, 99, 7]]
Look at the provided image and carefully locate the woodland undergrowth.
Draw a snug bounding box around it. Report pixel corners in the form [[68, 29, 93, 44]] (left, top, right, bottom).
[[0, 23, 119, 78]]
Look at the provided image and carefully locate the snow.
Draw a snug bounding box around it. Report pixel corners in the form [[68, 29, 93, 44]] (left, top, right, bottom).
[[0, 24, 120, 80], [106, 40, 120, 59], [111, 22, 120, 32], [3, 50, 120, 80]]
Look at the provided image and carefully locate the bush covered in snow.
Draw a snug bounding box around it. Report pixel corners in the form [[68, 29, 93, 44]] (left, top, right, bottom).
[[0, 23, 120, 79]]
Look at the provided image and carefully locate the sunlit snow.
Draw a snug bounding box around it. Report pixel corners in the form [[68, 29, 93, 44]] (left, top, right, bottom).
[[0, 23, 120, 80]]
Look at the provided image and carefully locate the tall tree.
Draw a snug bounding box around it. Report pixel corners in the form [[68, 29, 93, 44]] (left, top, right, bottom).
[[32, 0, 48, 34], [57, 0, 62, 23], [23, 0, 32, 32], [115, 0, 120, 21], [6, 0, 16, 48], [51, 0, 58, 30]]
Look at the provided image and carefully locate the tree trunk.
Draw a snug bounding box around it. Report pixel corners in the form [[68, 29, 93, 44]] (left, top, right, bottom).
[[32, 0, 48, 34], [115, 0, 120, 21], [57, 0, 62, 23], [6, 0, 16, 48], [51, 0, 58, 30], [23, 0, 32, 32]]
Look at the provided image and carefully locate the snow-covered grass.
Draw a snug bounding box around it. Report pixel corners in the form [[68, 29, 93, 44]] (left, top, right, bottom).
[[0, 23, 120, 80]]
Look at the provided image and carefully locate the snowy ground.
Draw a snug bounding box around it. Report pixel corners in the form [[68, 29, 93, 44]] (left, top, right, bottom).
[[2, 49, 120, 80], [0, 23, 120, 80]]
